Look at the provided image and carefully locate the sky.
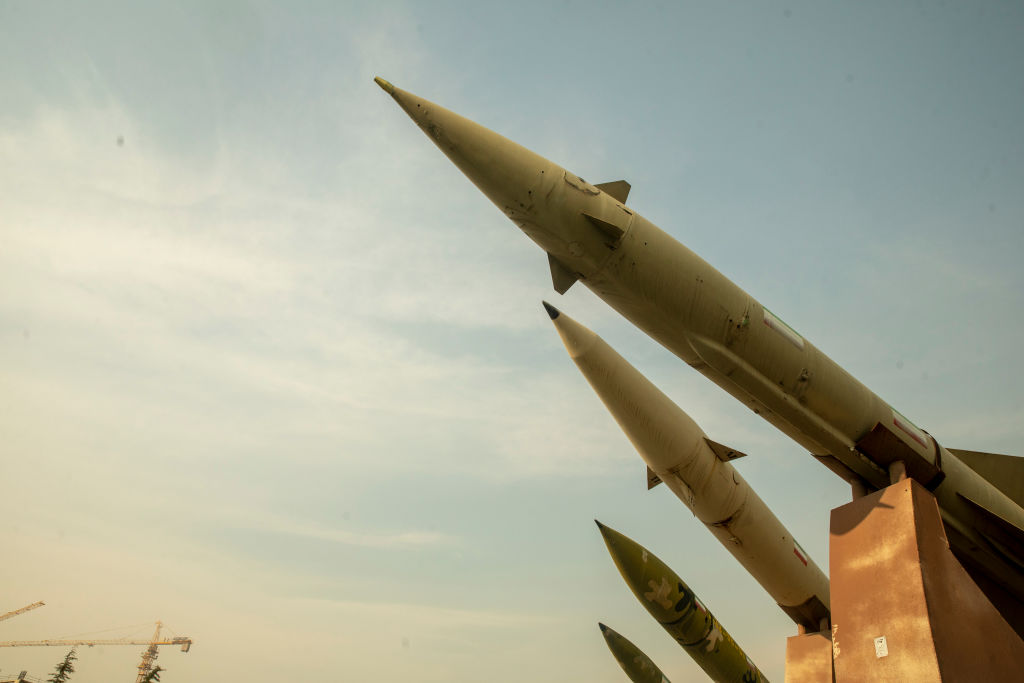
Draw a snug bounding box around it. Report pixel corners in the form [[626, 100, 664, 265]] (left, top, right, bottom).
[[1, 1, 1023, 681]]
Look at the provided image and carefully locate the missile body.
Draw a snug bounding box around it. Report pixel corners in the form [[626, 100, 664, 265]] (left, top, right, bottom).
[[598, 521, 769, 683], [376, 79, 1024, 613], [547, 303, 830, 630], [599, 623, 672, 683]]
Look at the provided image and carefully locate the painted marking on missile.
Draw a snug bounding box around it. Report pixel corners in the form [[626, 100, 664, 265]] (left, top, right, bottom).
[[873, 635, 888, 658], [703, 622, 724, 652], [793, 542, 809, 566], [832, 623, 840, 658], [892, 408, 929, 448], [642, 549, 649, 563], [762, 307, 805, 349], [644, 577, 674, 609]]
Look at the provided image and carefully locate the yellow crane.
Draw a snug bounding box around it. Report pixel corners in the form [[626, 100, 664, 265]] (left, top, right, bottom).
[[0, 620, 191, 682], [0, 603, 45, 624]]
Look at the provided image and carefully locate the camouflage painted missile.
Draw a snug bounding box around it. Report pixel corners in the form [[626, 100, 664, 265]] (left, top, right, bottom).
[[598, 521, 769, 683], [599, 623, 671, 683], [546, 303, 829, 630], [375, 78, 1024, 617]]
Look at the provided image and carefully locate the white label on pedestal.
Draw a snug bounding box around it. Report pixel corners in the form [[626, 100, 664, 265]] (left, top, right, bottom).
[[874, 635, 889, 658]]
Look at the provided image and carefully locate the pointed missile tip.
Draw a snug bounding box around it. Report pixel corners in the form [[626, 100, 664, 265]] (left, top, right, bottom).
[[373, 76, 395, 94], [542, 301, 561, 320], [598, 622, 608, 633]]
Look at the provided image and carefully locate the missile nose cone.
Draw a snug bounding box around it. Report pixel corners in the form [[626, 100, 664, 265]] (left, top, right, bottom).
[[547, 306, 598, 359], [596, 523, 697, 627], [598, 622, 608, 633], [542, 301, 560, 320], [373, 76, 395, 94]]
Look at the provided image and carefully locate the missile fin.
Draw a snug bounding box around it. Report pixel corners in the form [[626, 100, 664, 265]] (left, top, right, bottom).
[[582, 211, 626, 243], [957, 492, 1024, 571], [647, 466, 663, 490], [950, 448, 1024, 509], [547, 253, 579, 294], [705, 438, 748, 462], [594, 180, 631, 203]]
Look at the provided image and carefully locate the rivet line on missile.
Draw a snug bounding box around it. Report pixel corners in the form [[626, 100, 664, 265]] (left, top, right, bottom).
[[377, 79, 1024, 612]]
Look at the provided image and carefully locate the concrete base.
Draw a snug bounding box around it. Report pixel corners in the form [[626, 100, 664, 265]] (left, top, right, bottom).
[[784, 631, 833, 683], [828, 479, 1024, 681]]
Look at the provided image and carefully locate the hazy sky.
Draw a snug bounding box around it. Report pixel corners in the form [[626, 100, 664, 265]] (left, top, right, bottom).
[[2, 2, 1022, 681]]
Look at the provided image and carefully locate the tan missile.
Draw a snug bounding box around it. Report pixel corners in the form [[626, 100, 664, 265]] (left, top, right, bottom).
[[599, 623, 672, 683], [598, 521, 769, 683], [375, 79, 1024, 627], [547, 303, 829, 630]]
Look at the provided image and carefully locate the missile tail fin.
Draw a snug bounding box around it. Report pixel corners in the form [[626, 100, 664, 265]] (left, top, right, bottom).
[[581, 211, 626, 243], [957, 492, 1024, 572], [647, 466, 663, 490], [547, 253, 579, 294], [594, 180, 631, 203], [705, 438, 748, 462], [950, 449, 1024, 509]]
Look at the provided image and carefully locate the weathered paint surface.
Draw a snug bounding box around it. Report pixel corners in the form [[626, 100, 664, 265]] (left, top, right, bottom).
[[830, 480, 1024, 681]]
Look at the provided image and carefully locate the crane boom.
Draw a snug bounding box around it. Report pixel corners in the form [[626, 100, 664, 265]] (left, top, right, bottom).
[[0, 638, 191, 649], [0, 602, 45, 623]]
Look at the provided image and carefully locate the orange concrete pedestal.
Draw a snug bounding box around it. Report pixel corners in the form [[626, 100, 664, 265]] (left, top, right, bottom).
[[784, 631, 833, 683], [826, 479, 1024, 681]]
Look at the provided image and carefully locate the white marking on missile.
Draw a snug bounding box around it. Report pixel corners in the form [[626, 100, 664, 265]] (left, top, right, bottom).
[[704, 623, 723, 652], [762, 307, 805, 349], [873, 635, 888, 658], [892, 408, 929, 449], [644, 577, 674, 609], [642, 549, 649, 563]]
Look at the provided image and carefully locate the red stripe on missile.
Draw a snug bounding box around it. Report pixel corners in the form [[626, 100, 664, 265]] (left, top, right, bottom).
[[794, 545, 808, 566], [893, 413, 928, 448]]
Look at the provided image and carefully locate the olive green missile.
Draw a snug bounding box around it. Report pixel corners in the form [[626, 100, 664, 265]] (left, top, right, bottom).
[[599, 623, 671, 683], [598, 521, 769, 683], [375, 78, 1024, 623], [547, 303, 829, 630]]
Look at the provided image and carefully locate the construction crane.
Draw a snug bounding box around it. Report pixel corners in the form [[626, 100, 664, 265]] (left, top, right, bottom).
[[0, 621, 191, 682], [0, 604, 45, 624]]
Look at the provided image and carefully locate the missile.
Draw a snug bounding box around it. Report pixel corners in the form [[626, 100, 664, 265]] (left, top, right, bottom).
[[597, 521, 769, 683], [546, 303, 829, 630], [598, 623, 672, 683], [375, 78, 1024, 621]]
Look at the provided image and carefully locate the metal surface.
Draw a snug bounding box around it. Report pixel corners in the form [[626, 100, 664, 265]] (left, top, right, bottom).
[[597, 521, 769, 683], [599, 623, 671, 683], [375, 79, 1024, 618], [547, 303, 830, 630]]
